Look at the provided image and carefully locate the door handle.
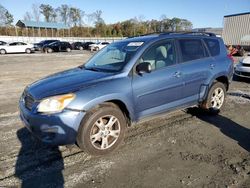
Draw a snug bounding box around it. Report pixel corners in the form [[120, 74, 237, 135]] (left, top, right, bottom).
[[174, 71, 181, 78], [210, 64, 215, 69]]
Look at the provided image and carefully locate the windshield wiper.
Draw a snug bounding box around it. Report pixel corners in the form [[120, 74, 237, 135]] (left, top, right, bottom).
[[83, 66, 102, 72]]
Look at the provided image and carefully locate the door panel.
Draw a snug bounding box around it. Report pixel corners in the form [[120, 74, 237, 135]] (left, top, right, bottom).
[[177, 38, 213, 103], [132, 40, 184, 119], [179, 59, 212, 101], [132, 65, 183, 118]]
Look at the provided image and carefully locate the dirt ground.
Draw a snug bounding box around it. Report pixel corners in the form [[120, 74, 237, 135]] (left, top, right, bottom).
[[0, 51, 249, 188]]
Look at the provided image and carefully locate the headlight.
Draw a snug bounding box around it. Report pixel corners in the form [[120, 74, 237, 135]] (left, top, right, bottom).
[[37, 93, 75, 113]]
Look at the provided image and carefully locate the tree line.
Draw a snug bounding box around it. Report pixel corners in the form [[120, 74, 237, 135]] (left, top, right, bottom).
[[0, 3, 193, 37]]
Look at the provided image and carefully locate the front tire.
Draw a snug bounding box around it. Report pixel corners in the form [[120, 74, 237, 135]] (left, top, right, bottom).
[[0, 49, 6, 55], [66, 48, 71, 52], [77, 103, 127, 155], [200, 82, 226, 114]]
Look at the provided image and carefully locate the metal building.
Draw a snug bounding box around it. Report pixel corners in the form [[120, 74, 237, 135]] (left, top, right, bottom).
[[222, 12, 250, 48]]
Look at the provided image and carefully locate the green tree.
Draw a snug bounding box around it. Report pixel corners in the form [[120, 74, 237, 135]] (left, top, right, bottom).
[[180, 19, 193, 31], [170, 17, 181, 31]]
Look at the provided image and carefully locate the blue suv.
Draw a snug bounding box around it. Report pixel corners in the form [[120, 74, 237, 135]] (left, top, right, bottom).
[[19, 32, 234, 155]]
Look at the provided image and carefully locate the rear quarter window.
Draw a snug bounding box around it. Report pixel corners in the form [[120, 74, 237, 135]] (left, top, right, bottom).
[[179, 39, 207, 62], [204, 38, 220, 56]]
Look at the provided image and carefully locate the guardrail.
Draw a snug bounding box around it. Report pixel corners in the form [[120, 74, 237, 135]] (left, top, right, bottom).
[[0, 36, 126, 43]]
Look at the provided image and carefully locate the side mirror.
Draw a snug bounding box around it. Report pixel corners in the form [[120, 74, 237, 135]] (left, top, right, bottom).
[[136, 62, 152, 75]]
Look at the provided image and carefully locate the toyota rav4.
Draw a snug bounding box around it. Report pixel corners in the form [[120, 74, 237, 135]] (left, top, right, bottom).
[[19, 32, 234, 155]]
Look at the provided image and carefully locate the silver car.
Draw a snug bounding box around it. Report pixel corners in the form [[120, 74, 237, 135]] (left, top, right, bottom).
[[235, 56, 250, 78]]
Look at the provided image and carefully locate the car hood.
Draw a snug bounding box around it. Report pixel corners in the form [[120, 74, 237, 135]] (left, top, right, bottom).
[[26, 67, 115, 100], [242, 57, 250, 64]]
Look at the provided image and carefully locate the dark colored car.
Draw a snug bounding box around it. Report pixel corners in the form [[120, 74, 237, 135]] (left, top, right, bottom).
[[34, 40, 60, 51], [42, 41, 72, 53], [20, 32, 233, 155], [0, 41, 7, 45], [71, 42, 85, 50], [83, 42, 95, 50]]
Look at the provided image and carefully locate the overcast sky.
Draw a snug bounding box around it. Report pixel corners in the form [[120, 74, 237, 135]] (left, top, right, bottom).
[[1, 0, 250, 28]]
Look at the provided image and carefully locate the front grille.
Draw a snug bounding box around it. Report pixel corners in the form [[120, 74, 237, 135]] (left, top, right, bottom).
[[24, 92, 35, 110], [242, 63, 250, 67], [236, 70, 250, 77], [241, 72, 250, 77]]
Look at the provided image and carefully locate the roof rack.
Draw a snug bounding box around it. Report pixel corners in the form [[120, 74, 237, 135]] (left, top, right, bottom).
[[130, 31, 217, 38], [159, 31, 216, 37]]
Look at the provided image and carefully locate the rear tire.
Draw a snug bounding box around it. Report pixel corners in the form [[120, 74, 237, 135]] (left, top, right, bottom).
[[25, 48, 31, 54], [79, 46, 83, 50], [200, 82, 226, 114], [0, 49, 6, 55], [66, 48, 71, 52], [47, 48, 53, 53], [77, 103, 127, 155]]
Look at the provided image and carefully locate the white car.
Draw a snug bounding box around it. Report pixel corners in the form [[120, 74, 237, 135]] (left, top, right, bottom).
[[234, 56, 250, 78], [0, 42, 34, 55], [89, 42, 110, 51]]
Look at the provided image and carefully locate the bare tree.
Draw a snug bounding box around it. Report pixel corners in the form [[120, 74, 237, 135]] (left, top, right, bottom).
[[93, 10, 104, 25], [78, 10, 85, 26], [0, 4, 6, 26], [57, 4, 69, 25], [51, 9, 57, 22], [32, 4, 40, 22], [23, 11, 33, 21], [0, 4, 13, 26], [69, 7, 81, 27], [86, 13, 95, 26]]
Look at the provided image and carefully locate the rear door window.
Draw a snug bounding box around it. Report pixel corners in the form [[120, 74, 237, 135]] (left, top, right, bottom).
[[179, 39, 208, 62], [204, 38, 220, 56]]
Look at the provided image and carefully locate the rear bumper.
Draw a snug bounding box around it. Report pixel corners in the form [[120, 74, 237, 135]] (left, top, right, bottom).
[[19, 100, 85, 146]]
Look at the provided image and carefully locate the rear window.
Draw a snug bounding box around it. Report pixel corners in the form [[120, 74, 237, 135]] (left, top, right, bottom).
[[179, 39, 207, 62], [204, 38, 220, 56]]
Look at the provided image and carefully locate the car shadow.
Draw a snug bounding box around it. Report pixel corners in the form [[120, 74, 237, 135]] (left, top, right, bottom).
[[187, 107, 250, 152], [15, 128, 64, 188], [233, 74, 250, 83]]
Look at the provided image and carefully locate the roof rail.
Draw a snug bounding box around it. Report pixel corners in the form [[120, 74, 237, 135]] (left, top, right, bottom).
[[181, 32, 216, 37], [159, 31, 216, 37], [129, 31, 217, 38]]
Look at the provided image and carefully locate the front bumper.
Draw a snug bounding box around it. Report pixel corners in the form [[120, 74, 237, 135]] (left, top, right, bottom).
[[19, 100, 85, 146], [235, 64, 250, 78]]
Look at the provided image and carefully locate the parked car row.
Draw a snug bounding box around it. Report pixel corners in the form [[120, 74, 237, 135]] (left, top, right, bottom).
[[0, 40, 111, 55]]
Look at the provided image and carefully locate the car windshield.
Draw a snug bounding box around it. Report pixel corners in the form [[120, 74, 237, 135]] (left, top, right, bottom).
[[83, 41, 144, 72]]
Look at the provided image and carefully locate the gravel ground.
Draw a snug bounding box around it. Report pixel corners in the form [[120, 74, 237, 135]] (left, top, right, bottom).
[[0, 51, 249, 188]]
